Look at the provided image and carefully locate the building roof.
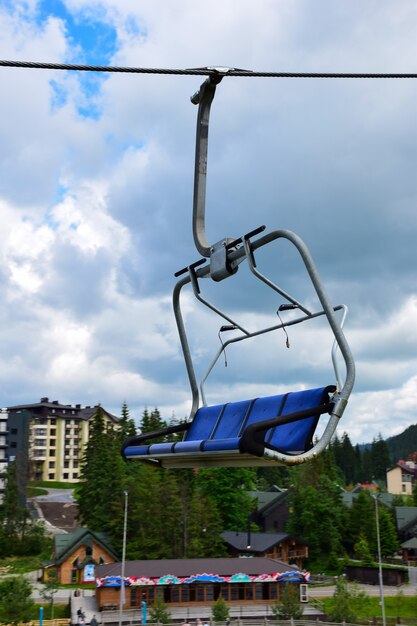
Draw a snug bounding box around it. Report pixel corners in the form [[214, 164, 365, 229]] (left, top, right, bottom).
[[221, 531, 293, 553], [249, 489, 288, 515], [7, 398, 119, 422], [401, 537, 417, 549], [53, 528, 118, 564], [395, 507, 417, 532], [96, 557, 300, 581]]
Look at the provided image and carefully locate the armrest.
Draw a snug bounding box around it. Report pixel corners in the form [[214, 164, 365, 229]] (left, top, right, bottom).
[[239, 400, 335, 457], [121, 422, 189, 457]]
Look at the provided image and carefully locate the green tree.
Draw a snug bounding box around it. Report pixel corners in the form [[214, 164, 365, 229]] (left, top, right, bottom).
[[187, 489, 226, 558], [378, 505, 399, 557], [327, 577, 369, 623], [286, 452, 346, 569], [353, 444, 363, 483], [195, 467, 257, 530], [149, 597, 171, 624], [371, 435, 391, 482], [346, 490, 376, 554], [0, 461, 46, 557], [77, 407, 127, 538], [211, 595, 230, 622], [0, 576, 34, 625], [272, 584, 303, 619], [140, 408, 167, 440], [118, 401, 137, 441], [40, 569, 60, 620], [362, 447, 373, 482], [353, 533, 374, 565]]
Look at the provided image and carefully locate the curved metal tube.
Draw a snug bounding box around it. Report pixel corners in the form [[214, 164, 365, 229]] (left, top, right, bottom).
[[192, 76, 223, 257]]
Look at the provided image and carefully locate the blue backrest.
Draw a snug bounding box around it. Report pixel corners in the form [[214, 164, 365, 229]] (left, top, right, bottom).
[[185, 404, 224, 441], [267, 387, 326, 452], [184, 387, 328, 452]]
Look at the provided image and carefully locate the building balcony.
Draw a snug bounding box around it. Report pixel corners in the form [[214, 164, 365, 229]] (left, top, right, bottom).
[[31, 453, 47, 460]]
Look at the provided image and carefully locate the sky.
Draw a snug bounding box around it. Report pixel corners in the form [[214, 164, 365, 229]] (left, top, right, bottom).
[[0, 0, 416, 445]]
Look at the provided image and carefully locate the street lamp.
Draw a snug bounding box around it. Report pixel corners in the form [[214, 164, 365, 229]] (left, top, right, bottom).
[[118, 490, 128, 626], [373, 493, 386, 626]]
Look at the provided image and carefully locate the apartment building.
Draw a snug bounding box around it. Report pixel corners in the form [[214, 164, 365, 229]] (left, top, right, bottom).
[[0, 409, 8, 502], [387, 460, 417, 496], [7, 398, 120, 484]]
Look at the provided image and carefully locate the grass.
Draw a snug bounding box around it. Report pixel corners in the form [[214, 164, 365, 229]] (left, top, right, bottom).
[[27, 486, 49, 497], [31, 603, 70, 619], [318, 595, 417, 619], [0, 555, 42, 574]]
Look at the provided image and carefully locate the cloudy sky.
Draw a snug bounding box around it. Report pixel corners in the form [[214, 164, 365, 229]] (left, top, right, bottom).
[[0, 0, 416, 445]]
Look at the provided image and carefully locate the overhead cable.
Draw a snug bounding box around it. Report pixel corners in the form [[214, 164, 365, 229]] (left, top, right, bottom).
[[0, 60, 416, 78]]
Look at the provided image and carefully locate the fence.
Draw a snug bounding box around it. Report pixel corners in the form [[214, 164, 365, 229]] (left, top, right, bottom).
[[96, 619, 417, 626]]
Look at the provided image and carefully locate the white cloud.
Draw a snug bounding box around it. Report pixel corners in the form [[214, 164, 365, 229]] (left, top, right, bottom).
[[0, 0, 415, 446]]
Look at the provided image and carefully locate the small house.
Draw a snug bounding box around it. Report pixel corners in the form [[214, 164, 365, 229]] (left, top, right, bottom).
[[42, 527, 118, 584]]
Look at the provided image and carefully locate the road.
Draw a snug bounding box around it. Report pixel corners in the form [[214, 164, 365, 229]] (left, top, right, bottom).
[[309, 583, 417, 597], [34, 487, 76, 503]]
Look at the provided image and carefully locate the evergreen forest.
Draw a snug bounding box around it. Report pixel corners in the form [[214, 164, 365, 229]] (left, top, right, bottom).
[[1, 403, 416, 574]]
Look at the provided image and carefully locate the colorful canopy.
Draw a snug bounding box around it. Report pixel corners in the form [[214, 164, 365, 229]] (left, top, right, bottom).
[[96, 570, 310, 587]]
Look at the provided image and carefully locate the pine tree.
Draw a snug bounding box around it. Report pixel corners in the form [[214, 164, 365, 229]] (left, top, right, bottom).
[[272, 584, 303, 619], [371, 435, 391, 483], [353, 533, 374, 565], [353, 444, 363, 483], [347, 490, 376, 555], [286, 454, 346, 570], [362, 447, 373, 482], [140, 407, 167, 436], [118, 401, 137, 441], [77, 407, 126, 536], [340, 433, 357, 485], [378, 506, 399, 557], [187, 489, 226, 558], [211, 595, 230, 622]]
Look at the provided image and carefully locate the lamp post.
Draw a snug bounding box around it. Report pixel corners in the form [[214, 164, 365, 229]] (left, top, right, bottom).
[[118, 490, 128, 626], [373, 493, 386, 626]]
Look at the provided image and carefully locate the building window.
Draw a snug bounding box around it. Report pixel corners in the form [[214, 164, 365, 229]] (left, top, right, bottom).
[[50, 418, 56, 424], [50, 450, 55, 457], [49, 461, 55, 468], [11, 428, 18, 434], [49, 439, 56, 447], [73, 473, 78, 479], [73, 461, 78, 468], [50, 428, 56, 435], [48, 473, 55, 480], [10, 442, 17, 448], [63, 473, 69, 479], [64, 461, 69, 468]]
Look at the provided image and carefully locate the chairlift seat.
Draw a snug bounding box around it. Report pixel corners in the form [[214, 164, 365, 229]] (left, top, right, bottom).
[[122, 385, 335, 468]]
